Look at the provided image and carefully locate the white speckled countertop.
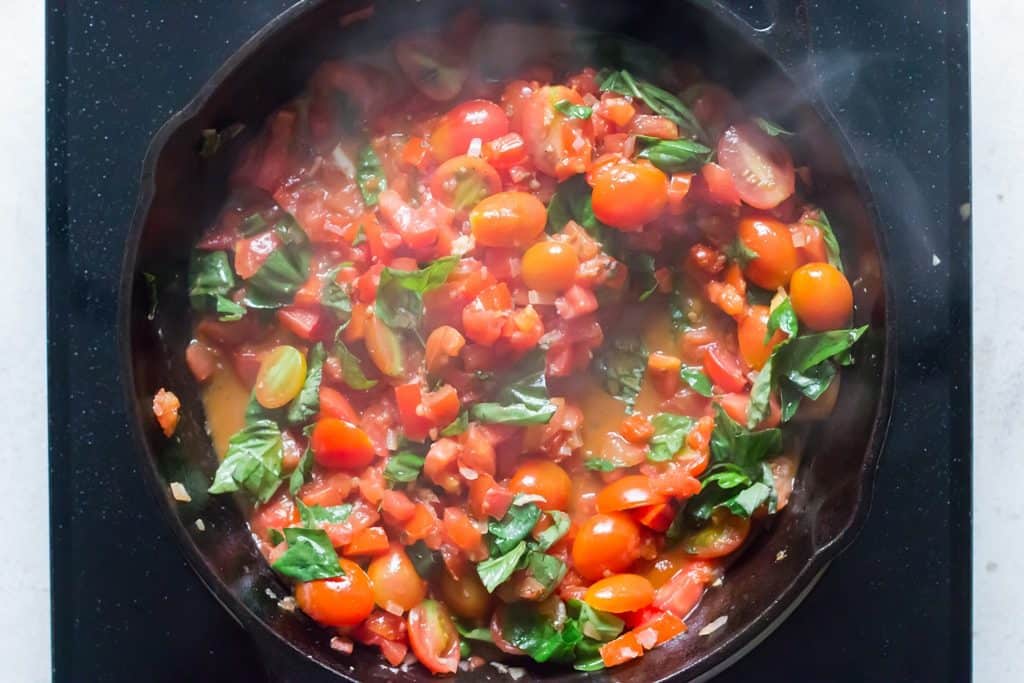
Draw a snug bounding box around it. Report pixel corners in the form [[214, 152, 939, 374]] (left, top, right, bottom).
[[1, 1, 1014, 681]]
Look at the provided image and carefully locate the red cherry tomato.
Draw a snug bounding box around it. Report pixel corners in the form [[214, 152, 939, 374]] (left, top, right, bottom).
[[572, 512, 641, 580], [311, 418, 376, 470], [294, 559, 375, 627], [737, 305, 787, 370], [520, 85, 594, 179], [429, 155, 501, 210], [590, 160, 669, 230], [431, 99, 509, 162], [584, 574, 655, 613], [738, 217, 799, 290], [596, 475, 667, 513], [407, 600, 460, 675], [717, 122, 795, 210], [702, 344, 748, 393]]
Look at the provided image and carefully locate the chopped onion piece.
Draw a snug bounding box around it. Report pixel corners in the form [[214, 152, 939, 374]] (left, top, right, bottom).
[[331, 143, 357, 177], [698, 615, 728, 636], [170, 482, 191, 502]]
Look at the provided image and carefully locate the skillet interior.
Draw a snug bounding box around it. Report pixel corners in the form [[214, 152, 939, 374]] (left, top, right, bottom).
[[120, 1, 892, 680]]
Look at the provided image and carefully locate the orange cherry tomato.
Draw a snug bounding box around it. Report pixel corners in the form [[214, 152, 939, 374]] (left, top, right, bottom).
[[596, 475, 667, 513], [717, 122, 795, 209], [737, 305, 786, 370], [254, 345, 307, 409], [429, 155, 502, 211], [737, 216, 799, 290], [509, 460, 572, 511], [469, 191, 547, 248], [407, 599, 460, 675], [702, 343, 748, 393], [521, 240, 579, 293], [590, 160, 669, 230], [682, 509, 751, 559], [438, 569, 492, 620], [584, 574, 655, 613], [430, 99, 510, 162], [572, 512, 641, 580], [294, 559, 375, 627], [520, 85, 594, 179], [789, 262, 854, 331], [367, 544, 428, 613], [311, 418, 376, 470]]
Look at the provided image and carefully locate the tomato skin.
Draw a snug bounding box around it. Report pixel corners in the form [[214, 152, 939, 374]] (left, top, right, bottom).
[[462, 282, 513, 346], [254, 345, 307, 409], [343, 526, 390, 557], [431, 99, 510, 161], [584, 574, 655, 613], [620, 414, 655, 444], [294, 559, 375, 627], [521, 240, 579, 292], [367, 545, 428, 613], [700, 162, 741, 206], [596, 475, 668, 513], [394, 383, 434, 441], [789, 262, 854, 331], [737, 305, 786, 370], [717, 122, 795, 210], [572, 512, 641, 581], [276, 306, 325, 341], [438, 568, 492, 620], [364, 313, 404, 377], [483, 132, 528, 168], [429, 155, 502, 210], [520, 85, 593, 179], [702, 344, 748, 393], [311, 418, 376, 470], [682, 509, 751, 559], [591, 160, 669, 230], [509, 460, 572, 511], [407, 600, 460, 675], [318, 385, 359, 423], [652, 559, 718, 617], [738, 217, 799, 290], [469, 191, 547, 248], [667, 172, 694, 215]]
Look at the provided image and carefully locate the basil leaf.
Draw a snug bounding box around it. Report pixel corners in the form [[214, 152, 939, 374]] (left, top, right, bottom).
[[720, 481, 774, 516], [455, 620, 494, 643], [439, 410, 469, 437], [636, 137, 712, 173], [775, 326, 867, 374], [546, 175, 610, 240], [568, 599, 625, 642], [288, 447, 314, 495], [356, 144, 387, 207], [804, 211, 844, 272], [500, 602, 580, 663], [243, 225, 311, 309], [593, 333, 647, 411], [600, 69, 705, 141], [296, 499, 353, 527], [710, 404, 782, 476], [525, 552, 567, 598], [471, 352, 557, 425], [680, 366, 713, 397], [320, 267, 352, 316], [648, 413, 696, 462], [407, 540, 439, 579], [333, 339, 378, 390], [746, 356, 773, 429], [240, 212, 268, 236], [208, 420, 283, 502], [785, 360, 837, 400], [488, 503, 542, 556], [535, 510, 570, 551], [779, 380, 804, 422], [284, 343, 324, 425], [765, 297, 799, 342], [384, 452, 425, 484], [584, 457, 618, 472], [189, 251, 237, 311], [214, 294, 246, 321], [670, 284, 697, 333], [554, 99, 593, 119], [754, 117, 794, 137], [375, 256, 458, 336], [623, 252, 658, 301], [724, 238, 759, 267], [268, 528, 285, 546], [477, 540, 528, 593], [271, 528, 343, 581]]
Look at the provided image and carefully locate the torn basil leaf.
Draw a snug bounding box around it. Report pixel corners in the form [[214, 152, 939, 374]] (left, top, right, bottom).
[[804, 211, 844, 272], [477, 540, 528, 593], [285, 343, 325, 425], [288, 447, 314, 495], [384, 451, 426, 484], [375, 256, 457, 336], [439, 411, 469, 437], [554, 99, 593, 119], [535, 510, 570, 551], [754, 117, 794, 137], [488, 503, 542, 556], [546, 174, 610, 241], [636, 136, 712, 173], [584, 457, 618, 472], [680, 366, 713, 397], [208, 420, 283, 502], [600, 69, 706, 141], [356, 144, 387, 207], [242, 221, 311, 309], [471, 352, 557, 425], [765, 297, 799, 342], [296, 499, 353, 527], [271, 528, 343, 581], [333, 339, 378, 390], [593, 333, 647, 412], [189, 250, 237, 312], [648, 413, 696, 462]]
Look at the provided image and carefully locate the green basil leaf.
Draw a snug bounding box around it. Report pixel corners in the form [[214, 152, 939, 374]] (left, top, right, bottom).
[[471, 352, 557, 425], [488, 504, 542, 556], [804, 211, 844, 272], [267, 528, 285, 546], [554, 99, 593, 119], [636, 136, 712, 173], [332, 339, 378, 390], [375, 256, 458, 336], [296, 499, 353, 527], [214, 294, 246, 321], [271, 528, 343, 581], [439, 410, 469, 437], [774, 326, 867, 374], [499, 602, 581, 663], [384, 452, 425, 484], [568, 599, 625, 642], [784, 360, 837, 400], [680, 366, 713, 397], [356, 144, 387, 207], [546, 175, 611, 241], [525, 552, 567, 598], [765, 297, 799, 342], [189, 251, 237, 311], [670, 284, 698, 334], [746, 356, 773, 429], [648, 413, 695, 462], [623, 252, 658, 301], [535, 510, 570, 551], [754, 117, 794, 137], [242, 224, 311, 309], [284, 343, 324, 425], [477, 540, 528, 593], [288, 447, 314, 495], [584, 457, 618, 472], [599, 69, 705, 141], [320, 266, 353, 316], [240, 212, 268, 236], [208, 420, 283, 502], [709, 404, 782, 476], [724, 238, 759, 268], [593, 333, 647, 412], [407, 540, 439, 579], [779, 380, 804, 422], [455, 620, 494, 643]]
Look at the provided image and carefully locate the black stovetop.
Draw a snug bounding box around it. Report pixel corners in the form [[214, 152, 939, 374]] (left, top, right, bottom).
[[47, 1, 971, 681]]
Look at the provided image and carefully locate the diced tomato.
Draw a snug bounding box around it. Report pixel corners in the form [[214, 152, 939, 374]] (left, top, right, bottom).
[[319, 386, 359, 423], [600, 631, 644, 667], [381, 489, 418, 524], [633, 503, 675, 532], [404, 503, 440, 542], [299, 471, 354, 507], [700, 162, 742, 206], [442, 508, 486, 557], [501, 305, 544, 353], [276, 306, 326, 341], [555, 285, 598, 319], [234, 230, 281, 279], [462, 282, 513, 346], [667, 173, 694, 215], [653, 560, 717, 618], [483, 132, 528, 168], [633, 612, 687, 647], [344, 526, 391, 557], [420, 384, 461, 427], [152, 388, 180, 438], [395, 383, 434, 441], [703, 344, 748, 393], [628, 115, 679, 139], [469, 473, 514, 519], [185, 341, 219, 382], [595, 96, 636, 127], [401, 136, 432, 170]]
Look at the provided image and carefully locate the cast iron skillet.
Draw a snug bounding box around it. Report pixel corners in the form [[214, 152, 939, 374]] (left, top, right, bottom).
[[119, 1, 894, 680]]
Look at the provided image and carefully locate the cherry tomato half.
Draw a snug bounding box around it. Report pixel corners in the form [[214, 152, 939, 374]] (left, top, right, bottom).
[[789, 262, 854, 331], [431, 99, 510, 161], [737, 305, 786, 370], [702, 343, 748, 393], [294, 559, 375, 627], [596, 475, 667, 513], [368, 544, 428, 613], [438, 569, 492, 620], [254, 345, 307, 409], [364, 312, 404, 377], [509, 460, 572, 511], [584, 574, 655, 613], [408, 600, 461, 675], [682, 509, 751, 559], [469, 191, 547, 248], [738, 216, 799, 290], [311, 418, 376, 470], [591, 160, 669, 230], [429, 155, 501, 210], [520, 85, 593, 179], [717, 121, 795, 210], [572, 512, 641, 580], [521, 240, 579, 293]]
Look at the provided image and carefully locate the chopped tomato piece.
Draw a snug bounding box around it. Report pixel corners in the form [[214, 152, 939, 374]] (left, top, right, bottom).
[[152, 388, 180, 438], [344, 526, 390, 556]]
